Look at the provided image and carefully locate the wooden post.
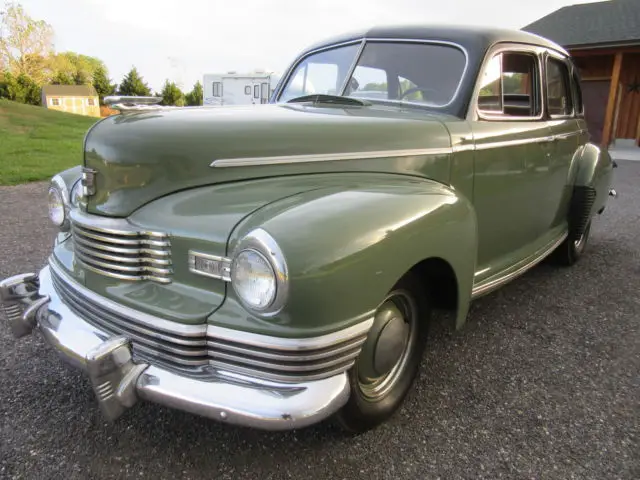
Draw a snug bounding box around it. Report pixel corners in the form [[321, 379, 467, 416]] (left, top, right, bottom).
[[601, 52, 623, 148]]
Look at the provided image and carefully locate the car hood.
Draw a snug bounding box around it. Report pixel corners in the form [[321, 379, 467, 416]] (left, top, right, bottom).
[[83, 102, 453, 217]]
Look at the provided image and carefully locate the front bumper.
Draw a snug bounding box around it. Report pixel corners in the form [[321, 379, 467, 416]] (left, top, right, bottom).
[[0, 265, 350, 430]]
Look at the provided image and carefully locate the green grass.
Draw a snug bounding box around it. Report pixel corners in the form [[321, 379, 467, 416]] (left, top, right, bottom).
[[0, 99, 99, 185]]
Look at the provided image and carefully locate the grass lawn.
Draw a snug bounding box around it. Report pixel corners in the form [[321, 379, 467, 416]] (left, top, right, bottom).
[[0, 99, 100, 185]]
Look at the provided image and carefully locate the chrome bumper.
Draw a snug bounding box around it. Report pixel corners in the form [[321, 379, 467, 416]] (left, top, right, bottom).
[[0, 266, 350, 430]]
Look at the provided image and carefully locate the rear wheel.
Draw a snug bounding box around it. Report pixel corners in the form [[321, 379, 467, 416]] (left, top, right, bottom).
[[551, 219, 592, 266], [334, 272, 430, 433]]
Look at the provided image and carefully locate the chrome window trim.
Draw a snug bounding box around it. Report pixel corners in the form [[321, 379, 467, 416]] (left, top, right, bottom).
[[273, 37, 469, 110], [210, 146, 451, 168], [471, 43, 546, 122], [188, 251, 232, 281], [273, 39, 364, 103], [544, 49, 576, 120]]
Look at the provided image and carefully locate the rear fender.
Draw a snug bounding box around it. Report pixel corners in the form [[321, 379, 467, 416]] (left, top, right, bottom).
[[568, 143, 614, 238], [220, 176, 477, 336]]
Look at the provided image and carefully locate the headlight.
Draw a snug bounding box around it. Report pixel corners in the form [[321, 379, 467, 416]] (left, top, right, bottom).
[[48, 175, 70, 231], [231, 250, 276, 310], [230, 228, 288, 315]]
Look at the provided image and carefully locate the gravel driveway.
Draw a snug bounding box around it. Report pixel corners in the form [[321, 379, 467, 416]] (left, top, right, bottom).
[[0, 163, 638, 479]]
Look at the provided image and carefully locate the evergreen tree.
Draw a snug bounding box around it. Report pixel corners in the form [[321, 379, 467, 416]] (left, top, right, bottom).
[[184, 80, 203, 106], [92, 65, 116, 104], [160, 79, 184, 106], [117, 66, 151, 96]]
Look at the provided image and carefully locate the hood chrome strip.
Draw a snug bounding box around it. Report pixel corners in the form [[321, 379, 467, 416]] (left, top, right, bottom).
[[210, 147, 452, 168]]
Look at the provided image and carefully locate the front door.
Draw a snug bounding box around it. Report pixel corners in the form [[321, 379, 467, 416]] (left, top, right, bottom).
[[251, 83, 261, 105], [470, 47, 553, 281]]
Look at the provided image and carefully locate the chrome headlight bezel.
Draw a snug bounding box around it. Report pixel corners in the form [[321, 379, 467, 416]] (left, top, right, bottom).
[[48, 175, 71, 231], [70, 179, 82, 207], [230, 228, 289, 316]]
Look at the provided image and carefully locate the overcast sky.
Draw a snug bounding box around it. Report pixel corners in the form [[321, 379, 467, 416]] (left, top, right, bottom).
[[18, 0, 601, 92]]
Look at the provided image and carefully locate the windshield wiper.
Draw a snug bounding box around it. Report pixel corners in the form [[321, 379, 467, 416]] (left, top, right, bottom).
[[286, 94, 372, 106]]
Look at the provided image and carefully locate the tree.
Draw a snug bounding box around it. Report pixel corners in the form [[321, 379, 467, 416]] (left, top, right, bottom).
[[0, 2, 53, 83], [92, 65, 115, 104], [118, 66, 151, 96], [0, 70, 40, 104], [159, 79, 184, 106], [49, 51, 105, 86], [184, 80, 202, 106]]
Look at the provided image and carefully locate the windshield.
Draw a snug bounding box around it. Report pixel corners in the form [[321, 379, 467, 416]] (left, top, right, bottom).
[[277, 41, 467, 108]]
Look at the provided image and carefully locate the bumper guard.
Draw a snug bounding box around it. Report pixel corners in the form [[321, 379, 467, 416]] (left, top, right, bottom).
[[0, 265, 351, 430]]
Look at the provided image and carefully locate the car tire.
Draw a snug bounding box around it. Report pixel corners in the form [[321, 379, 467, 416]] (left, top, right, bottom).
[[334, 272, 430, 434], [551, 220, 592, 266]]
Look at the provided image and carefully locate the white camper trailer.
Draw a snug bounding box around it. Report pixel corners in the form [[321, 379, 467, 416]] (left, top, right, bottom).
[[202, 70, 281, 106]]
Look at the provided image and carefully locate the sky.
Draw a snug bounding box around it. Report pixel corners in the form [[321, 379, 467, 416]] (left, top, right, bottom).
[[16, 0, 604, 93]]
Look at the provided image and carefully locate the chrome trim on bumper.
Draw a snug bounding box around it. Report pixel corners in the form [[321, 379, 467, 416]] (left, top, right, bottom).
[[49, 261, 372, 382], [1, 266, 351, 430]]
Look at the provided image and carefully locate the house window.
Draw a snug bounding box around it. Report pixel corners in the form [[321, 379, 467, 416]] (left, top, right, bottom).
[[254, 84, 260, 99], [245, 86, 251, 95], [546, 57, 573, 116], [51, 98, 60, 106], [87, 98, 95, 106], [212, 82, 222, 97], [477, 51, 541, 118]]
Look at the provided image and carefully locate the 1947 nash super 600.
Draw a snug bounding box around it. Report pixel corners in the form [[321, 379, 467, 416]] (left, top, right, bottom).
[[1, 25, 616, 433]]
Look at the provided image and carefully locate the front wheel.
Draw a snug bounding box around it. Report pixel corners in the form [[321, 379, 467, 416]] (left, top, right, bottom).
[[334, 272, 430, 433]]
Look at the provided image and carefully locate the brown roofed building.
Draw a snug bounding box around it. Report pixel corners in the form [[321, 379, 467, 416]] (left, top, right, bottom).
[[524, 0, 640, 156], [41, 84, 101, 118]]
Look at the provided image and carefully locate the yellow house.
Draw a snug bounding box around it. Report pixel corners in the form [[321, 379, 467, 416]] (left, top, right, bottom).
[[41, 84, 101, 117]]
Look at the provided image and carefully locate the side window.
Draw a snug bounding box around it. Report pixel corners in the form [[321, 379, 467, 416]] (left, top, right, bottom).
[[346, 66, 388, 99], [571, 70, 584, 115], [51, 98, 60, 106], [212, 82, 222, 97], [478, 52, 541, 118], [283, 62, 340, 100], [398, 76, 423, 101], [546, 57, 573, 116]]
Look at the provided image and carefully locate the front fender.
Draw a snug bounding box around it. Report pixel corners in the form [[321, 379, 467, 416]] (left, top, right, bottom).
[[215, 174, 477, 336]]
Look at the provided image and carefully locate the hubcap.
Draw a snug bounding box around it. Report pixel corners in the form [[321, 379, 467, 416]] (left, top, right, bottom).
[[356, 290, 417, 401], [574, 223, 590, 252]]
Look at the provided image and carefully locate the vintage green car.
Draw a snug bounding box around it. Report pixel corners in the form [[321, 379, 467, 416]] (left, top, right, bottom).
[[1, 25, 615, 433]]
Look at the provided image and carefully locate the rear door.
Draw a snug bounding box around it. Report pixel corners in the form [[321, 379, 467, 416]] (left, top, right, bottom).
[[543, 52, 582, 231]]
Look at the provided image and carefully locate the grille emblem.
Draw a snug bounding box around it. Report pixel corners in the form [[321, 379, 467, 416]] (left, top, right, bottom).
[[81, 168, 97, 197]]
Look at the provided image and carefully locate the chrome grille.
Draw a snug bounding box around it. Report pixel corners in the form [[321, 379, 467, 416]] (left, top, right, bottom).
[[70, 213, 172, 284], [51, 263, 371, 383]]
